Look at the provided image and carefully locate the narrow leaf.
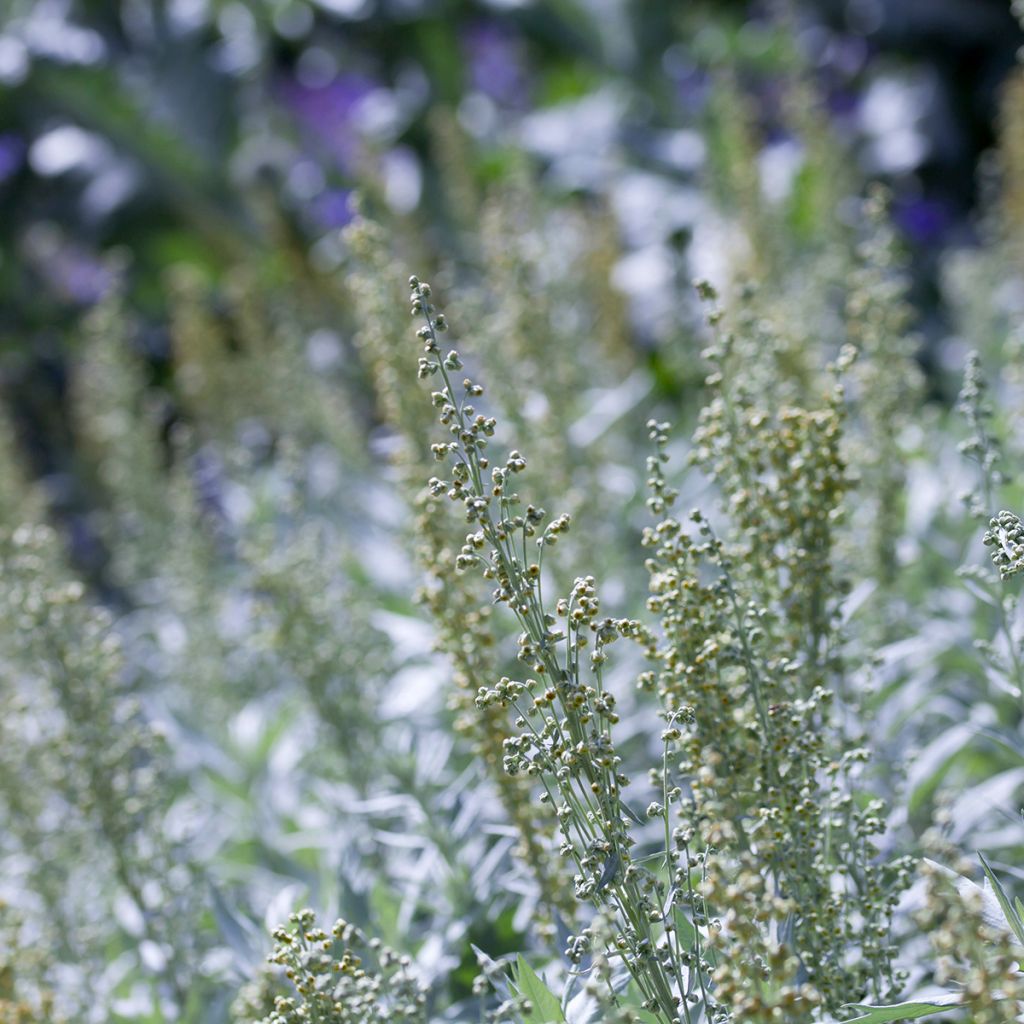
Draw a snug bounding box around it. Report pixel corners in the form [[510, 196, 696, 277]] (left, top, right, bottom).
[[841, 995, 960, 1022], [208, 883, 259, 962], [471, 944, 511, 1001], [979, 851, 1024, 947], [619, 983, 661, 1023], [672, 907, 697, 948], [514, 954, 565, 1023]]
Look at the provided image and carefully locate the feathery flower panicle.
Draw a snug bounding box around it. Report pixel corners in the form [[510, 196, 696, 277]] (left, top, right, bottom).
[[844, 187, 924, 586], [955, 352, 1024, 701], [409, 275, 695, 1022], [346, 220, 573, 927], [639, 283, 911, 1020], [0, 523, 209, 1018], [957, 350, 1004, 520]]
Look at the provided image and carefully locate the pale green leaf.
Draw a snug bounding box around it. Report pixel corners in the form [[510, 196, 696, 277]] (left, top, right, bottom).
[[513, 954, 565, 1023], [620, 982, 661, 1023], [979, 851, 1024, 947], [841, 995, 960, 1022]]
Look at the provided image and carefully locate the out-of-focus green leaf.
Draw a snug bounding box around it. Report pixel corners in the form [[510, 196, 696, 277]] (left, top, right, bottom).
[[369, 880, 403, 949], [209, 883, 260, 962], [31, 63, 208, 182], [539, 64, 603, 105], [905, 721, 975, 817]]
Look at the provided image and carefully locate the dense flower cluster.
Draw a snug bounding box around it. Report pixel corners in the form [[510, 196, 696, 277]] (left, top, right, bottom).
[[844, 188, 923, 584], [246, 524, 391, 788], [0, 901, 60, 1024], [957, 350, 1004, 520], [984, 510, 1024, 581], [261, 909, 426, 1024], [915, 858, 1024, 1023]]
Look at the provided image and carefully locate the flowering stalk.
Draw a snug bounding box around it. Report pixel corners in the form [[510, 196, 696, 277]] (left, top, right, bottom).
[[346, 218, 573, 927], [640, 285, 911, 1020], [408, 275, 700, 1023], [958, 352, 1024, 702], [844, 187, 922, 587]]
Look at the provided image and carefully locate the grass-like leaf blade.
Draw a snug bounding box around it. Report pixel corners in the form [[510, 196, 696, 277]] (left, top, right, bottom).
[[979, 850, 1024, 948], [841, 995, 960, 1022], [513, 954, 566, 1023]]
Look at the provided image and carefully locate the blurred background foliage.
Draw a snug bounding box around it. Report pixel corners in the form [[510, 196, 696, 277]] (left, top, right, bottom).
[[2, 0, 1020, 345], [0, 0, 1019, 555]]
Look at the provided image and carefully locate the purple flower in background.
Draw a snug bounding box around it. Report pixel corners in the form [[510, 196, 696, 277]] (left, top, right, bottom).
[[816, 37, 870, 124], [52, 250, 114, 304], [893, 196, 951, 245], [824, 35, 868, 79], [463, 22, 529, 108], [33, 246, 113, 305], [310, 187, 354, 228], [277, 73, 376, 172], [825, 86, 860, 119], [0, 133, 25, 184], [667, 63, 711, 116], [22, 224, 113, 305]]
